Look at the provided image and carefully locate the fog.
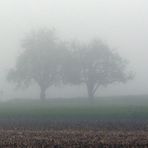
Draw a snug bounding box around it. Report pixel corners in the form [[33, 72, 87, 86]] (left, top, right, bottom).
[[0, 0, 148, 100]]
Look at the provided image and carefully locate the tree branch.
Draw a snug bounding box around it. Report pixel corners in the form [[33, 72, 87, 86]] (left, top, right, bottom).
[[92, 83, 99, 95]]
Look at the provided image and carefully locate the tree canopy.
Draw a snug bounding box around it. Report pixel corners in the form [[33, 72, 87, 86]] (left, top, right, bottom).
[[7, 29, 133, 100], [7, 29, 65, 100], [62, 40, 132, 99]]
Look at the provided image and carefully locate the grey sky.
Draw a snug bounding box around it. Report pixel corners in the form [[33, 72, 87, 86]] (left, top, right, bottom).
[[0, 0, 147, 97]]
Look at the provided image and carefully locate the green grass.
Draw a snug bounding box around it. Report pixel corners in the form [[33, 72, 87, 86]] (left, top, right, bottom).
[[0, 95, 148, 120]]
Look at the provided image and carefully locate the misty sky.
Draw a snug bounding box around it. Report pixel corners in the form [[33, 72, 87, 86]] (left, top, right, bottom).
[[0, 0, 148, 98]]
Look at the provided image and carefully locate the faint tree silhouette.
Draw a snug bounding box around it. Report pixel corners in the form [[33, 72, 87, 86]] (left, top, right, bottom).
[[62, 39, 133, 100], [7, 29, 65, 100]]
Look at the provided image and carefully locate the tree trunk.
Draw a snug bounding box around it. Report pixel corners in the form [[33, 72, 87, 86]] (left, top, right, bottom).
[[88, 89, 94, 100], [86, 82, 95, 101], [40, 87, 46, 101]]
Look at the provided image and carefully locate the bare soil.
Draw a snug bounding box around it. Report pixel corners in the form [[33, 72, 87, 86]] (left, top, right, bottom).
[[0, 129, 147, 147]]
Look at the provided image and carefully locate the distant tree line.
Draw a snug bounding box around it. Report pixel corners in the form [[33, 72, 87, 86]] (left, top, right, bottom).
[[7, 29, 133, 100]]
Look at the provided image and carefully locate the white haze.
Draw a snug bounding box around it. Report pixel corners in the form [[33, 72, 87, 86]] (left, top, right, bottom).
[[0, 0, 147, 99]]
